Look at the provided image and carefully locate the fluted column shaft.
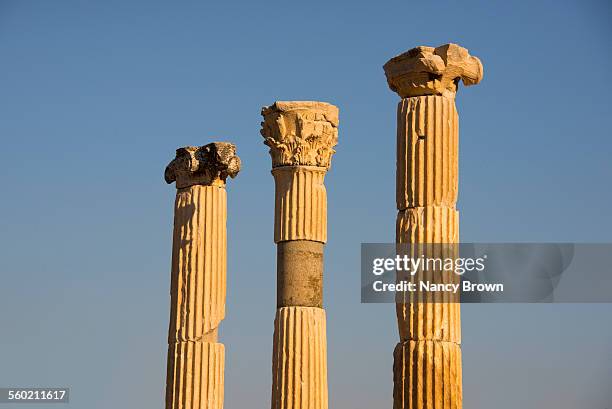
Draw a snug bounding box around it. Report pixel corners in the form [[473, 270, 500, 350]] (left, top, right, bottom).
[[270, 167, 328, 409], [384, 44, 483, 409], [164, 143, 240, 409], [273, 166, 328, 244], [166, 184, 226, 409], [261, 101, 339, 409], [394, 95, 462, 409], [396, 96, 461, 344]]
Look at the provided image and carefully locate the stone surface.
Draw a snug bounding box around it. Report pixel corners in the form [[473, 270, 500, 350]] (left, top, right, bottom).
[[395, 290, 461, 344], [262, 101, 337, 409], [165, 142, 241, 189], [168, 185, 227, 341], [271, 307, 328, 409], [396, 207, 459, 245], [165, 143, 240, 409], [384, 44, 482, 98], [396, 206, 460, 344], [394, 95, 463, 409], [396, 96, 458, 210], [395, 102, 461, 345], [166, 342, 225, 409], [272, 166, 328, 243], [261, 101, 338, 169], [393, 341, 462, 409], [387, 44, 482, 409], [277, 241, 324, 308]]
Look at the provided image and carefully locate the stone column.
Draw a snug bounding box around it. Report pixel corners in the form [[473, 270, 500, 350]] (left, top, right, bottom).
[[383, 44, 483, 409], [260, 101, 339, 409], [164, 142, 241, 409]]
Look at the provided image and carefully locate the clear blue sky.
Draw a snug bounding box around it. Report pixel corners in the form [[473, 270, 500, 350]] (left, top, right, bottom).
[[0, 0, 610, 408]]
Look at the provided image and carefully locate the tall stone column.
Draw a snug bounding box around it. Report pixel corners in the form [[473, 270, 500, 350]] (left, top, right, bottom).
[[164, 142, 241, 409], [260, 101, 339, 409], [383, 44, 483, 409]]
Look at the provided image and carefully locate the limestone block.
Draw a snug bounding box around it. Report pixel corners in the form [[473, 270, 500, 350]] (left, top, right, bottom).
[[277, 240, 324, 308], [168, 185, 227, 341], [384, 44, 483, 99], [271, 307, 328, 409], [166, 341, 225, 409], [260, 101, 339, 169], [396, 207, 459, 244], [393, 340, 462, 409], [395, 206, 460, 343], [396, 96, 458, 210], [396, 298, 461, 344], [272, 166, 328, 243]]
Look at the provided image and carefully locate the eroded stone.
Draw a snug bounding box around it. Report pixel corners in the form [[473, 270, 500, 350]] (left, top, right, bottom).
[[277, 241, 324, 308], [165, 142, 241, 188], [261, 101, 338, 169], [384, 43, 483, 98], [164, 142, 240, 409], [386, 43, 482, 409], [262, 101, 338, 409]]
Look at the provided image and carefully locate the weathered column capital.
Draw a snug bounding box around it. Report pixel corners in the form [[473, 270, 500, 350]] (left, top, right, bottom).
[[260, 101, 339, 169], [165, 142, 241, 188], [383, 43, 483, 98]]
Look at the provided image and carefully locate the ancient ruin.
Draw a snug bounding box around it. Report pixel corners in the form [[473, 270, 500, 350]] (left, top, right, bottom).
[[164, 142, 241, 409], [260, 101, 339, 409], [384, 44, 483, 409]]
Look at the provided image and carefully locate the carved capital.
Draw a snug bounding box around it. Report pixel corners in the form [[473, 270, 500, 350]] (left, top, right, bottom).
[[165, 142, 241, 188], [260, 101, 339, 169], [384, 43, 483, 98]]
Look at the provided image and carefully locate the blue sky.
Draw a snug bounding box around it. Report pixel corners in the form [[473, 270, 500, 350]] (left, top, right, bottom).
[[0, 0, 611, 408]]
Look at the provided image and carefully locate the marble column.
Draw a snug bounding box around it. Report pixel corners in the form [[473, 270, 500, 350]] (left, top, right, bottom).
[[260, 101, 339, 409], [164, 142, 241, 409], [383, 44, 483, 409]]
